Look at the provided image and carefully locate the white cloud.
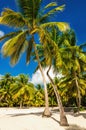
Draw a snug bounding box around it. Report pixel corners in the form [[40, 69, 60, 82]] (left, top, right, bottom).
[[0, 74, 3, 80], [31, 67, 62, 85], [30, 69, 44, 85], [0, 30, 4, 37]]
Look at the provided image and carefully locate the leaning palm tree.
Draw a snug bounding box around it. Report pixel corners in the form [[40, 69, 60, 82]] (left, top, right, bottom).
[[0, 0, 69, 116], [32, 28, 69, 126]]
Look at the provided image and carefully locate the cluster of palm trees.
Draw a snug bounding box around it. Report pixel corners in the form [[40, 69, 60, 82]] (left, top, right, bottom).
[[0, 0, 86, 126], [0, 73, 85, 108], [0, 73, 34, 107], [0, 73, 46, 107]]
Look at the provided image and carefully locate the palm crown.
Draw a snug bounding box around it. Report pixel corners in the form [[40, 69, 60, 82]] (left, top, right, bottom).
[[0, 0, 69, 65]]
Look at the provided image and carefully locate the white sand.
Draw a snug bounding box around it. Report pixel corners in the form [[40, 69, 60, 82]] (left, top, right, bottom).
[[0, 107, 86, 130]]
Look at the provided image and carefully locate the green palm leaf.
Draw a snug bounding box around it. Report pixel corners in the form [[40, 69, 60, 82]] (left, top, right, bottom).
[[41, 22, 69, 32], [17, 0, 41, 23], [40, 5, 65, 23], [73, 59, 80, 71], [10, 40, 28, 65], [79, 79, 86, 87], [26, 38, 33, 64], [1, 31, 28, 65], [44, 2, 57, 9], [80, 42, 86, 48], [0, 8, 26, 28], [0, 31, 22, 41], [79, 52, 86, 62]]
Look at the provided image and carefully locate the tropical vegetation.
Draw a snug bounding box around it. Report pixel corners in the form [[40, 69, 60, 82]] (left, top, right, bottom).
[[0, 73, 86, 108], [0, 0, 69, 118], [0, 0, 86, 127]]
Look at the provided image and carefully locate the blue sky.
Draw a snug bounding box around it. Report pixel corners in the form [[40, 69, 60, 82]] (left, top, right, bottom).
[[0, 0, 86, 77]]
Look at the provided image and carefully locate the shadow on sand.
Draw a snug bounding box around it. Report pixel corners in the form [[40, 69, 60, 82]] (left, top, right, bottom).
[[73, 113, 86, 119], [8, 108, 59, 117], [8, 111, 43, 117], [51, 116, 60, 124], [7, 109, 86, 130], [65, 125, 86, 130]]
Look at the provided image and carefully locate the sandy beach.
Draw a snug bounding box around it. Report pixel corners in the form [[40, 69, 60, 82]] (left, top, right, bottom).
[[0, 107, 86, 130]]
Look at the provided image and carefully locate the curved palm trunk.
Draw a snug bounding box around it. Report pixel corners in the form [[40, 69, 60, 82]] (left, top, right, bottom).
[[33, 42, 51, 117], [74, 72, 81, 113], [47, 66, 69, 126]]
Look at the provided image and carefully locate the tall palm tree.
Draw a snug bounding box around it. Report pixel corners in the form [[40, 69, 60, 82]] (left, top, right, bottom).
[[33, 29, 86, 124], [0, 0, 69, 116], [58, 30, 86, 111], [33, 28, 69, 126]]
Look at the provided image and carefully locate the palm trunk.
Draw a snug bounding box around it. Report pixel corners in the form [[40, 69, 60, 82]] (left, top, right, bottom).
[[74, 72, 81, 113], [20, 100, 23, 109], [33, 42, 51, 117], [47, 66, 69, 126]]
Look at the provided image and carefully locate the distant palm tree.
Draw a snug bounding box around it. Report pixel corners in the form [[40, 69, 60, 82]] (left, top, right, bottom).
[[11, 74, 35, 108], [0, 73, 14, 106], [0, 0, 69, 116], [47, 83, 57, 107], [32, 84, 44, 107]]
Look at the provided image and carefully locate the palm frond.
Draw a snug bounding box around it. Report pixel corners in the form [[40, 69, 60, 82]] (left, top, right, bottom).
[[79, 52, 86, 63], [55, 51, 63, 67], [10, 40, 28, 65], [73, 59, 80, 71], [0, 31, 22, 41], [79, 42, 86, 48], [0, 8, 26, 28], [79, 79, 86, 87], [63, 39, 71, 47], [38, 28, 63, 67], [17, 0, 41, 24], [1, 30, 27, 58], [62, 30, 76, 46], [40, 22, 69, 32], [69, 30, 76, 46], [40, 5, 65, 23], [26, 38, 33, 64], [44, 2, 57, 9]]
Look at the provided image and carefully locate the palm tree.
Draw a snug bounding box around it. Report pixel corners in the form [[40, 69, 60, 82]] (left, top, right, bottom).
[[32, 84, 44, 107], [58, 30, 86, 112], [32, 28, 69, 126], [47, 83, 57, 107], [46, 29, 86, 119], [58, 74, 86, 108], [47, 66, 69, 126], [11, 74, 35, 108], [0, 0, 69, 116], [0, 73, 14, 106]]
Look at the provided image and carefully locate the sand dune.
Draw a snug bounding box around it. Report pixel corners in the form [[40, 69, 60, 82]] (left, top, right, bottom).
[[0, 107, 86, 130]]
